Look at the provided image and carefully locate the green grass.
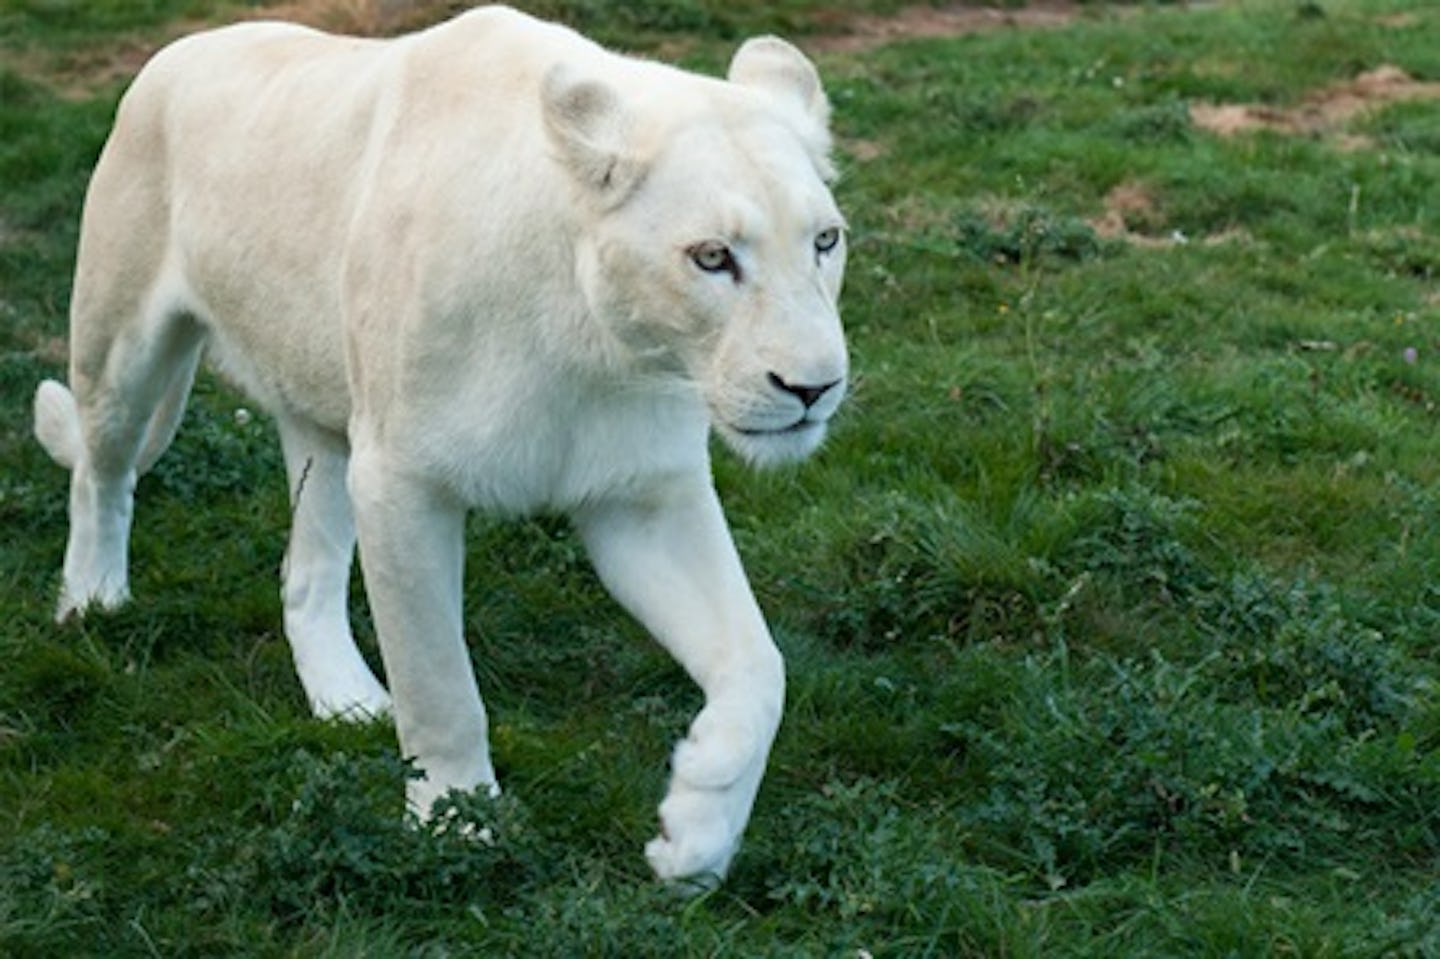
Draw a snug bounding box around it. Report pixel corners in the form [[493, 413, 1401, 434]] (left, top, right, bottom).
[[4, 0, 1440, 954]]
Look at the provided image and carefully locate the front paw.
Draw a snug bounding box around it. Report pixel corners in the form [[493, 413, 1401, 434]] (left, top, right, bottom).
[[645, 782, 741, 887], [645, 715, 773, 886], [406, 772, 501, 822]]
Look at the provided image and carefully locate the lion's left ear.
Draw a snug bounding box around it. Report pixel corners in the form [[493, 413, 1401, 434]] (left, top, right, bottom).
[[727, 37, 834, 180], [542, 64, 645, 205]]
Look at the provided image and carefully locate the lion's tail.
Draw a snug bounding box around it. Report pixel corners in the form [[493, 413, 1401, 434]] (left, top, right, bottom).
[[34, 379, 82, 470]]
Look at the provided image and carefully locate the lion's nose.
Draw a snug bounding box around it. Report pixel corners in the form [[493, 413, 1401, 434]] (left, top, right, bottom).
[[767, 372, 841, 409]]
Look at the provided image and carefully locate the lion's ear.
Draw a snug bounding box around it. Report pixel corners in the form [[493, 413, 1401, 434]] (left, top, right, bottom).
[[542, 65, 644, 204], [727, 37, 834, 179]]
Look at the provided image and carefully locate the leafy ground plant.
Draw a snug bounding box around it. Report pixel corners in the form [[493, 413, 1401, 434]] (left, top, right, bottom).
[[3, 0, 1439, 954]]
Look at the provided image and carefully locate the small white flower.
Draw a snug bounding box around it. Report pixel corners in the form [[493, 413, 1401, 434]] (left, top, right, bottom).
[[234, 407, 252, 427]]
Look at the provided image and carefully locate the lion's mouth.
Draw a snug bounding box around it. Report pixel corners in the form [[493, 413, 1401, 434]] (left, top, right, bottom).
[[732, 418, 820, 438], [716, 413, 830, 467]]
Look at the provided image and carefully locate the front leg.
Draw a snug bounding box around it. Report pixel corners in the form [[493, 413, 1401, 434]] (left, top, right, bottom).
[[348, 449, 497, 815], [573, 474, 785, 886]]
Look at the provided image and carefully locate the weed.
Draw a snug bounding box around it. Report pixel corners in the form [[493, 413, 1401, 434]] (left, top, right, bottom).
[[193, 750, 544, 923], [954, 206, 1106, 267]]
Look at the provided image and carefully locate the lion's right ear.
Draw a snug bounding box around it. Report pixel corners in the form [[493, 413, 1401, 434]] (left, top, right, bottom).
[[542, 65, 643, 205], [727, 37, 835, 181]]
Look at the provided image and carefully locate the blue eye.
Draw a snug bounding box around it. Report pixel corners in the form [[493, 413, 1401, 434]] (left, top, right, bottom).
[[814, 227, 841, 255]]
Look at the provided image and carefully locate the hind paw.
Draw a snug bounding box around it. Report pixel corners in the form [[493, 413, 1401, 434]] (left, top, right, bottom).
[[56, 579, 131, 623]]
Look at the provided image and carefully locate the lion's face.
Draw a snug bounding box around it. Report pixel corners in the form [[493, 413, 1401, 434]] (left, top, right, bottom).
[[585, 119, 847, 466], [544, 39, 849, 467]]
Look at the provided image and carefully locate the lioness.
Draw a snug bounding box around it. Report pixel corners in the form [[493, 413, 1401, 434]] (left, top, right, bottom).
[[32, 5, 847, 884]]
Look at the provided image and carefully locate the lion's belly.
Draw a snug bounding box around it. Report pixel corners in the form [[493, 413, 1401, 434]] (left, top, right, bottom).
[[175, 207, 354, 432], [201, 312, 350, 431]]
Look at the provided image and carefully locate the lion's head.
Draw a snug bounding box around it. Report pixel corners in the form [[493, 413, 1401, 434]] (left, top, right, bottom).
[[543, 37, 848, 467]]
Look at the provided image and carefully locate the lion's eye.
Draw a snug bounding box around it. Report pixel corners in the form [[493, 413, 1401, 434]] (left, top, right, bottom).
[[689, 241, 741, 282], [815, 227, 842, 256]]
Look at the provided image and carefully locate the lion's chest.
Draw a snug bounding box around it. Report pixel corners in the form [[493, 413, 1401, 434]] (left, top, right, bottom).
[[416, 372, 712, 515]]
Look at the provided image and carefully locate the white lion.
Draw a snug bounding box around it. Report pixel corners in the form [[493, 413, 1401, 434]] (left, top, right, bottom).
[[32, 5, 847, 884]]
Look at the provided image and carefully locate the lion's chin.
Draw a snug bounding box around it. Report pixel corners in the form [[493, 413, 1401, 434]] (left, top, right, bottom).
[[717, 419, 828, 468]]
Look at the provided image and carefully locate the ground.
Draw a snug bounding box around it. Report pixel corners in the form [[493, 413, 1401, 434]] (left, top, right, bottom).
[[1, 0, 1438, 955]]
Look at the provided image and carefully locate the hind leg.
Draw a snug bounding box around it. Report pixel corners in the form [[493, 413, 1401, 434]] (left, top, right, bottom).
[[50, 309, 204, 620], [277, 413, 391, 720]]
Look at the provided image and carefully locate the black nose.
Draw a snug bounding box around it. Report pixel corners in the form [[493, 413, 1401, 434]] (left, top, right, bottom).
[[767, 372, 841, 409]]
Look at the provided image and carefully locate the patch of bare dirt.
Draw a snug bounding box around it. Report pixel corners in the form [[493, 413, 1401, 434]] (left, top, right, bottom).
[[11, 37, 170, 100], [1090, 181, 1161, 235], [1375, 13, 1419, 29], [1088, 181, 1184, 249], [251, 0, 462, 36], [14, 0, 1155, 98], [1088, 179, 1249, 249], [1190, 65, 1440, 146], [14, 1, 458, 99], [842, 137, 889, 163], [263, 0, 1115, 50], [809, 0, 1090, 54]]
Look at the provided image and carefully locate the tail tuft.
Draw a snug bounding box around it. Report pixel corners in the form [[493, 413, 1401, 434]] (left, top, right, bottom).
[[34, 379, 82, 470]]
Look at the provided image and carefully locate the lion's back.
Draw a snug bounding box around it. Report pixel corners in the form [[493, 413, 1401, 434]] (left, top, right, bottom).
[[83, 7, 608, 429]]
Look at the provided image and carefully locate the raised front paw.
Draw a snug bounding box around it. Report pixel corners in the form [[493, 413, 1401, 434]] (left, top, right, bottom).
[[645, 780, 744, 888], [645, 705, 775, 887]]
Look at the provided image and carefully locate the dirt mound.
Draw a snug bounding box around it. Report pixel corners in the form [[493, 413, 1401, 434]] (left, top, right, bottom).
[[809, 0, 1087, 53], [1190, 65, 1440, 146], [252, 0, 460, 35], [1087, 180, 1250, 249], [1089, 181, 1176, 248]]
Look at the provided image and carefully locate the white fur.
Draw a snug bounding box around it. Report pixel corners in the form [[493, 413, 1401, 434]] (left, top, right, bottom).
[[33, 6, 847, 884]]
